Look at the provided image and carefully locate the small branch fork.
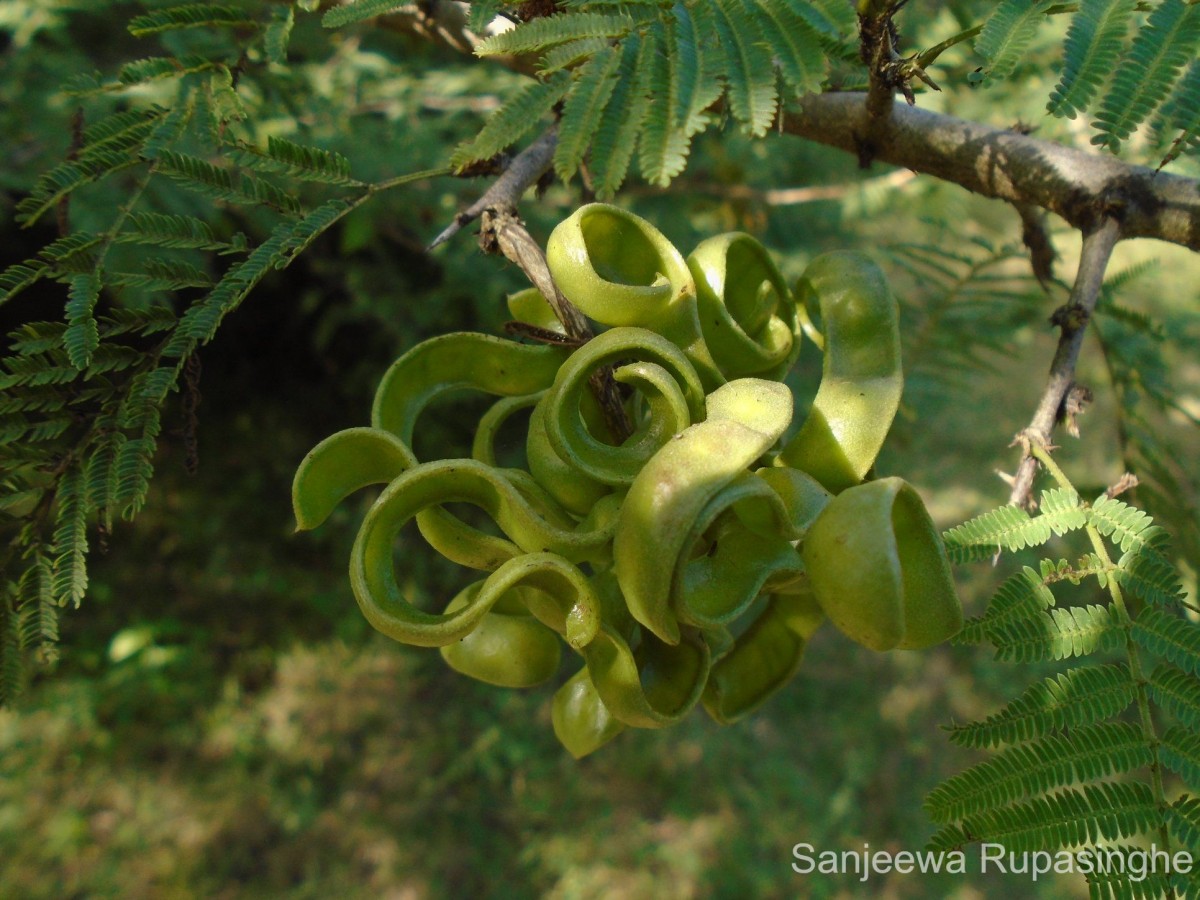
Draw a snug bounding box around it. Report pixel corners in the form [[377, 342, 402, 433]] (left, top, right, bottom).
[[1006, 217, 1121, 509]]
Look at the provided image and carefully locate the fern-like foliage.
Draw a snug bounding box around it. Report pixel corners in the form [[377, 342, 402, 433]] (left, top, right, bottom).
[[1089, 265, 1200, 591], [0, 2, 442, 703], [1090, 0, 1200, 152], [930, 485, 1200, 897], [881, 232, 1047, 413], [950, 0, 1200, 163], [973, 0, 1056, 84], [445, 0, 857, 195]]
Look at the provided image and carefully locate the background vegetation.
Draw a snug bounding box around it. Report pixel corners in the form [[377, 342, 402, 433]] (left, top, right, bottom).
[[1, 1, 1198, 896]]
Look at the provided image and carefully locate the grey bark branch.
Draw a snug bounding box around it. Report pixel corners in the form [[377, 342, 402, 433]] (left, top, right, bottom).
[[428, 127, 558, 250], [782, 93, 1200, 251], [1008, 217, 1122, 509]]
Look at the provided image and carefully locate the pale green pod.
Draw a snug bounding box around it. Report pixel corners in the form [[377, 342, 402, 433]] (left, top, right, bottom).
[[687, 232, 801, 381], [526, 392, 614, 515], [413, 466, 588, 571], [674, 471, 805, 631], [472, 392, 542, 467], [752, 466, 833, 538], [702, 590, 825, 725], [545, 203, 722, 386], [614, 378, 793, 644], [581, 624, 711, 728], [351, 459, 623, 646], [292, 426, 416, 531], [507, 286, 568, 336], [778, 252, 902, 494], [542, 327, 705, 487], [552, 666, 626, 758], [353, 462, 603, 644], [440, 583, 563, 687], [291, 426, 516, 570], [801, 477, 962, 652], [372, 332, 569, 445]]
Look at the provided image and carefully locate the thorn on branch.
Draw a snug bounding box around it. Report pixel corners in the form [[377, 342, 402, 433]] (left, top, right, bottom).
[[1106, 473, 1140, 499]]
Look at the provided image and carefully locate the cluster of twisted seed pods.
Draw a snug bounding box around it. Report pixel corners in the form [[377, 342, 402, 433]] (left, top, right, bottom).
[[293, 204, 962, 757]]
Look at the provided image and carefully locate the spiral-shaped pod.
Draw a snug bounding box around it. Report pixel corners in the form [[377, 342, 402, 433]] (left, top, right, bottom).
[[541, 326, 706, 487], [687, 233, 802, 381], [801, 477, 962, 651], [702, 590, 826, 725], [350, 458, 614, 646], [292, 205, 966, 758], [439, 584, 564, 687], [614, 378, 794, 644], [372, 332, 569, 446], [546, 203, 722, 386], [778, 252, 902, 493]]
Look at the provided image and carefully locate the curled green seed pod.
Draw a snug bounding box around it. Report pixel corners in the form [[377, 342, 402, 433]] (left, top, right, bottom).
[[543, 326, 705, 487], [754, 466, 833, 537], [674, 472, 804, 630], [552, 666, 626, 758], [778, 252, 902, 494], [687, 233, 801, 381], [581, 624, 711, 728], [702, 590, 825, 725], [801, 477, 962, 652], [472, 392, 542, 467], [292, 426, 415, 531], [614, 378, 793, 644], [507, 286, 567, 337], [351, 459, 617, 646], [526, 394, 613, 515], [413, 466, 590, 571], [291, 426, 519, 570], [372, 332, 570, 445], [546, 203, 721, 385], [440, 584, 563, 687]]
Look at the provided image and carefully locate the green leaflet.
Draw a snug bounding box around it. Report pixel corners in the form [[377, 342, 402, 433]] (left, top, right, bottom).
[[711, 0, 778, 137], [453, 3, 846, 192], [1092, 0, 1200, 151], [973, 0, 1055, 84], [1047, 0, 1138, 119], [555, 47, 622, 184], [475, 12, 634, 56], [321, 0, 409, 28], [448, 72, 572, 171]]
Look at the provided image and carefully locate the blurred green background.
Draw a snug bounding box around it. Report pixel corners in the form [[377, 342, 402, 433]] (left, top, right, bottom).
[[1, 3, 1198, 897]]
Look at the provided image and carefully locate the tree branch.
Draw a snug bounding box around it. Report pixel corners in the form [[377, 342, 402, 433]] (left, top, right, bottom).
[[429, 127, 558, 250], [1007, 217, 1121, 509], [782, 93, 1200, 251]]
